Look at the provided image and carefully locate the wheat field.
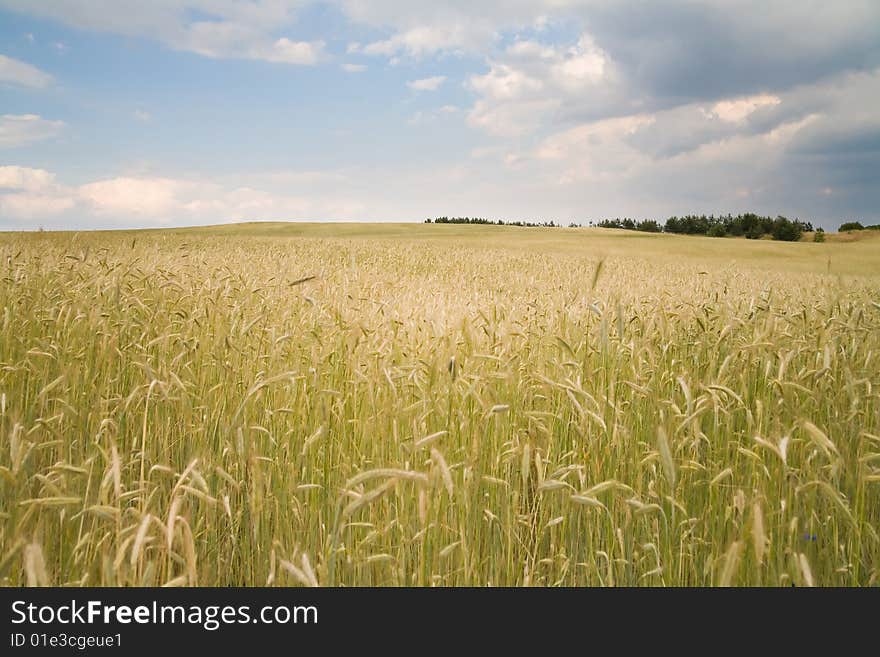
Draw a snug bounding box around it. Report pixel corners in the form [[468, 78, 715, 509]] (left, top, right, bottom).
[[1, 224, 879, 586]]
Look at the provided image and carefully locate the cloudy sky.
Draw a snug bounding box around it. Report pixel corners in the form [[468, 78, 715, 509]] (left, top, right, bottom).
[[1, 1, 878, 230]]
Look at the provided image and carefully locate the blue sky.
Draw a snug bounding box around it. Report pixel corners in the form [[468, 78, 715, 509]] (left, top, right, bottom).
[[1, 1, 879, 229]]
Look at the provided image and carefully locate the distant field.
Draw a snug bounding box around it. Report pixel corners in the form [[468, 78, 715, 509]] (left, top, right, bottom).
[[1, 223, 879, 586], [138, 221, 880, 276]]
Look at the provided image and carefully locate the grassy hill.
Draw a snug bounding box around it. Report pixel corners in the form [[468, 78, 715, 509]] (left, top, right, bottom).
[[11, 221, 880, 277]]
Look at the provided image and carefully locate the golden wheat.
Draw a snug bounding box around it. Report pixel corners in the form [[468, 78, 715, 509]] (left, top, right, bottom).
[[0, 228, 878, 586]]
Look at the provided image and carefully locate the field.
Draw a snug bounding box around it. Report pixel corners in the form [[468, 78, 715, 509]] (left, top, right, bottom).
[[1, 223, 879, 586]]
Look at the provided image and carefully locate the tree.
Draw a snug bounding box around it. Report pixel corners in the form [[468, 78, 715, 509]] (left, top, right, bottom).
[[708, 223, 727, 238], [771, 216, 803, 241], [839, 221, 864, 232]]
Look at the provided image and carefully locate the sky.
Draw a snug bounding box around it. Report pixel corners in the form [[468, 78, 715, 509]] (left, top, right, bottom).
[[0, 1, 879, 230]]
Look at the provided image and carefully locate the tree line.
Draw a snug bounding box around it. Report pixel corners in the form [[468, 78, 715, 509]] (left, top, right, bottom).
[[598, 214, 813, 241], [426, 215, 877, 241], [839, 222, 880, 232]]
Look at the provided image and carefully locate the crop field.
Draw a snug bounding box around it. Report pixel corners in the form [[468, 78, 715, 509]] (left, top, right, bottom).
[[1, 223, 879, 587]]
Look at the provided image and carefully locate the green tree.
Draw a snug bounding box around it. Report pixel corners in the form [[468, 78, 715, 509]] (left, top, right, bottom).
[[839, 221, 864, 232], [708, 223, 727, 237], [771, 216, 803, 241]]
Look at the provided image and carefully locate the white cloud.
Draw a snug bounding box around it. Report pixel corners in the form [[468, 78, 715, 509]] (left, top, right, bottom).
[[506, 40, 555, 59], [407, 75, 446, 91], [0, 165, 74, 218], [0, 165, 56, 192], [763, 113, 820, 144], [0, 193, 75, 218], [467, 98, 559, 137], [0, 54, 53, 88], [79, 177, 181, 217], [550, 36, 607, 90], [466, 35, 617, 136], [360, 24, 489, 58], [0, 167, 367, 225], [469, 64, 543, 101], [710, 94, 782, 123], [487, 82, 836, 208], [360, 40, 393, 56], [0, 114, 65, 147], [333, 1, 573, 59], [181, 20, 259, 57], [530, 114, 655, 183], [536, 115, 656, 161], [260, 38, 324, 65], [0, 3, 321, 66], [181, 20, 324, 65]]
